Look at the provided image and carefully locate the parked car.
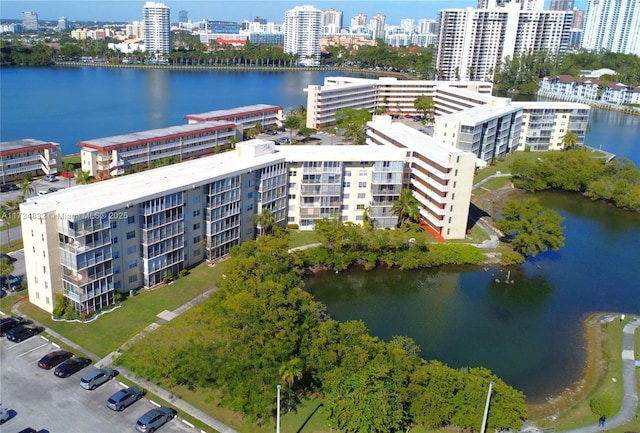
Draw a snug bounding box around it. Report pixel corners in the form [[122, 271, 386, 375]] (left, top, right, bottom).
[[0, 405, 9, 423], [17, 428, 38, 433], [3, 275, 23, 291], [44, 174, 57, 182], [7, 184, 19, 191], [6, 324, 44, 342], [135, 406, 177, 432], [265, 129, 277, 135], [80, 367, 115, 390], [38, 350, 74, 370], [37, 190, 48, 196], [276, 137, 290, 144], [48, 187, 59, 193], [54, 357, 92, 378], [0, 316, 31, 336], [106, 386, 143, 411]]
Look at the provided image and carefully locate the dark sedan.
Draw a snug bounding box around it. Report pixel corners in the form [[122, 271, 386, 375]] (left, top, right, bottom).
[[6, 324, 44, 342], [0, 316, 31, 336], [54, 357, 92, 378], [38, 349, 74, 370]]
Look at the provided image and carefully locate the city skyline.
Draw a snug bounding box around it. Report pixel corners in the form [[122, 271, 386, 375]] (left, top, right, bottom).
[[1, 0, 588, 25]]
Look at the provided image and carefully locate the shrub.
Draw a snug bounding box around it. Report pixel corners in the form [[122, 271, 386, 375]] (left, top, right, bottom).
[[590, 395, 614, 417], [287, 223, 299, 229], [179, 269, 189, 278]]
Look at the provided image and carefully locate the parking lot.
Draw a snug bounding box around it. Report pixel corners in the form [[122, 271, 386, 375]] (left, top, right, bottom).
[[0, 332, 196, 433]]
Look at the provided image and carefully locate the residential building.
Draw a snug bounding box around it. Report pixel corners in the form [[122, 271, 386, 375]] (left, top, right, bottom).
[[20, 140, 287, 315], [322, 8, 343, 33], [143, 1, 171, 57], [370, 13, 386, 39], [418, 19, 438, 34], [55, 17, 68, 32], [350, 13, 367, 28], [284, 5, 322, 66], [79, 122, 239, 178], [581, 0, 640, 55], [367, 116, 477, 239], [22, 11, 38, 31], [435, 4, 573, 81], [284, 145, 407, 230], [184, 104, 283, 132], [126, 21, 145, 40], [538, 74, 640, 106], [515, 102, 590, 151], [305, 76, 493, 129], [0, 139, 60, 184], [550, 0, 574, 10]]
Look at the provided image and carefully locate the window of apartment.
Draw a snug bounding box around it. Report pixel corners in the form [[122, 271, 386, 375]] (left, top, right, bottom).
[[450, 205, 454, 212], [288, 194, 296, 200], [127, 215, 136, 224], [43, 266, 46, 273], [41, 234, 44, 241], [342, 205, 349, 210], [453, 181, 457, 188], [193, 223, 201, 231], [356, 204, 365, 210], [114, 265, 120, 274], [345, 170, 352, 177], [32, 246, 35, 253], [343, 182, 351, 188], [46, 296, 50, 305], [343, 193, 350, 199], [127, 246, 136, 255], [193, 236, 201, 244], [114, 281, 122, 290], [454, 169, 458, 176], [448, 217, 452, 224], [194, 249, 201, 257], [114, 251, 120, 259], [288, 183, 297, 189], [357, 193, 366, 199], [126, 231, 135, 240], [247, 204, 254, 211], [128, 275, 138, 283], [289, 170, 297, 177], [359, 170, 367, 176], [44, 282, 48, 289], [193, 209, 201, 217], [34, 276, 38, 284], [113, 237, 118, 244], [35, 291, 39, 300], [31, 229, 34, 237], [127, 259, 137, 269], [193, 195, 200, 204], [42, 250, 45, 257], [111, 221, 117, 229], [358, 182, 367, 188]]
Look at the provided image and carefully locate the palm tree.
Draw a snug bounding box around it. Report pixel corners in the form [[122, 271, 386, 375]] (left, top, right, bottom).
[[391, 189, 421, 228], [19, 174, 34, 201], [254, 208, 275, 236], [362, 206, 373, 230], [76, 169, 93, 185], [279, 358, 303, 411], [561, 131, 579, 150]]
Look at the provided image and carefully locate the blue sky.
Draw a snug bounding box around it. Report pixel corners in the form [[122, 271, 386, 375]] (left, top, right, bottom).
[[0, 0, 588, 25]]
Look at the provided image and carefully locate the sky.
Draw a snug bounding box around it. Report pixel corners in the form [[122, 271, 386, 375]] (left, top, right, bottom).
[[0, 0, 589, 26]]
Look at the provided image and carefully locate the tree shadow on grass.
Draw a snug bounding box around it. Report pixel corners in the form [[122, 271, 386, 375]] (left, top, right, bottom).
[[295, 403, 324, 433]]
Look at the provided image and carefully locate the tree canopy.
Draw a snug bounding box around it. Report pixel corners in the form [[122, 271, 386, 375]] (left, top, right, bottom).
[[391, 189, 421, 228], [334, 108, 371, 145]]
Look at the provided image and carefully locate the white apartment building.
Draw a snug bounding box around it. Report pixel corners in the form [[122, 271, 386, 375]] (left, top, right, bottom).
[[143, 1, 171, 56], [284, 145, 408, 230], [184, 104, 283, 132], [322, 8, 343, 33], [538, 74, 640, 106], [582, 0, 640, 55], [305, 76, 493, 129], [370, 14, 386, 39], [20, 140, 288, 315], [435, 102, 523, 165], [436, 4, 573, 81], [22, 11, 38, 31], [284, 5, 322, 66], [514, 101, 591, 151], [367, 116, 477, 240], [79, 122, 239, 178], [0, 139, 60, 184], [126, 21, 145, 40]]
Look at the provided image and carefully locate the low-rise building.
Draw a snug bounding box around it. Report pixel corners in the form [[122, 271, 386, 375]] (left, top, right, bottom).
[[79, 121, 239, 178], [0, 139, 60, 184], [367, 116, 476, 239], [538, 74, 640, 106], [184, 104, 283, 133]]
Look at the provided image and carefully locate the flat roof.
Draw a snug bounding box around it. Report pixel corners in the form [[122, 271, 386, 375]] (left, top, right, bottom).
[[280, 143, 406, 162], [0, 139, 59, 156], [513, 101, 591, 110], [368, 117, 473, 166], [183, 104, 282, 121], [78, 121, 236, 151], [22, 145, 285, 216], [438, 103, 519, 123]]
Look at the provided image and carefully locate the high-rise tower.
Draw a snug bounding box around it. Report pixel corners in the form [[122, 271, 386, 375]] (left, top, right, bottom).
[[22, 11, 39, 31], [284, 5, 321, 66], [143, 1, 171, 57], [582, 0, 640, 55]]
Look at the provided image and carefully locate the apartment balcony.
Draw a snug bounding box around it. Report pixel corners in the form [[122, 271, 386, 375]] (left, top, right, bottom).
[[62, 268, 112, 286], [412, 181, 448, 205], [110, 167, 124, 176], [96, 153, 111, 163], [109, 159, 125, 169]]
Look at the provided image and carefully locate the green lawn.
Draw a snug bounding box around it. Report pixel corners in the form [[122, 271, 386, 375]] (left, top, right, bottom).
[[288, 230, 323, 248], [474, 151, 558, 183], [16, 262, 223, 357]]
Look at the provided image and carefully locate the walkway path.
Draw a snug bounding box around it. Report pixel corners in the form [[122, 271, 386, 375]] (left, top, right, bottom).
[[12, 287, 239, 433], [559, 315, 639, 433]]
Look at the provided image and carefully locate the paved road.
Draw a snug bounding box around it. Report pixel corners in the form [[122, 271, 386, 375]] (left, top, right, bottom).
[[559, 316, 640, 433]]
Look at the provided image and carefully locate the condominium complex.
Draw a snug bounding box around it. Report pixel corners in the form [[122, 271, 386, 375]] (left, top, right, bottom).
[[284, 5, 322, 66], [581, 0, 640, 55], [143, 1, 171, 56], [367, 116, 477, 239], [305, 76, 493, 129], [79, 122, 239, 178], [436, 2, 573, 81], [515, 102, 590, 151], [184, 104, 283, 131], [539, 74, 640, 105], [0, 139, 60, 184], [21, 140, 288, 315]]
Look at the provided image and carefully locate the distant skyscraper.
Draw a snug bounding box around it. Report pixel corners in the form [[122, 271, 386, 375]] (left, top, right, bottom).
[[477, 0, 543, 10], [400, 19, 415, 33], [370, 13, 386, 39], [254, 16, 267, 24], [22, 11, 38, 31], [572, 8, 585, 29], [418, 19, 438, 34], [351, 13, 367, 28], [55, 17, 68, 32], [549, 0, 574, 10], [143, 2, 171, 56], [178, 10, 188, 23], [322, 8, 343, 27], [436, 3, 573, 81], [284, 5, 321, 66], [582, 0, 639, 55]]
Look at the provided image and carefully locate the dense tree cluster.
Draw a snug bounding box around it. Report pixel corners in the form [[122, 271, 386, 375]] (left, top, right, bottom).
[[0, 41, 54, 66], [116, 230, 526, 431], [510, 149, 640, 211]]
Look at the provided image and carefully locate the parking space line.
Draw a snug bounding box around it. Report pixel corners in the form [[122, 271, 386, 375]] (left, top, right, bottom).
[[16, 342, 50, 357]]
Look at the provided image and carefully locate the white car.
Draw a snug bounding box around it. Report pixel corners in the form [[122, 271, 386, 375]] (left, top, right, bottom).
[[0, 405, 10, 423]]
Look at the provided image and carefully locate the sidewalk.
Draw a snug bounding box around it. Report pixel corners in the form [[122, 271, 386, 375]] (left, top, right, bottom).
[[12, 287, 239, 433]]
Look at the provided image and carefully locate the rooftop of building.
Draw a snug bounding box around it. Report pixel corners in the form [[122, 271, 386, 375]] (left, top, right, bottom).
[[0, 139, 59, 156], [22, 140, 284, 216], [513, 101, 591, 109], [183, 103, 282, 121], [279, 142, 407, 162], [77, 121, 236, 151], [438, 103, 519, 123], [368, 116, 473, 166]]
